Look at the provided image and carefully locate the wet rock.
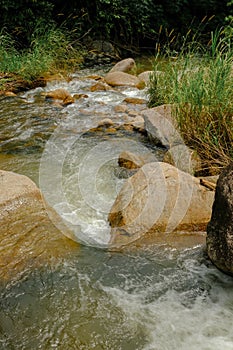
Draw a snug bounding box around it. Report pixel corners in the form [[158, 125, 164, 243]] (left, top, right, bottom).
[[62, 95, 75, 106], [87, 74, 103, 80], [90, 81, 111, 92], [45, 88, 70, 100], [128, 110, 140, 118], [98, 118, 114, 127], [105, 127, 117, 133], [129, 116, 145, 131], [73, 93, 88, 100], [114, 104, 128, 113], [109, 58, 136, 73], [108, 162, 214, 247], [0, 170, 78, 281], [123, 97, 147, 104], [118, 150, 157, 169], [206, 163, 233, 275], [45, 88, 75, 105], [104, 71, 142, 88], [4, 91, 17, 97]]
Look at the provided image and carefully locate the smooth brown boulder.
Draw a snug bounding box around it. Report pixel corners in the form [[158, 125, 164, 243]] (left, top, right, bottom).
[[206, 163, 233, 275], [109, 58, 136, 73], [45, 88, 75, 105], [104, 71, 143, 88], [108, 162, 215, 247], [0, 170, 78, 281], [90, 81, 111, 92]]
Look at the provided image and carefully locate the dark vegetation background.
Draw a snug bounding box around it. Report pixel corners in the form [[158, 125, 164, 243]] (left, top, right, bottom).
[[0, 0, 231, 53]]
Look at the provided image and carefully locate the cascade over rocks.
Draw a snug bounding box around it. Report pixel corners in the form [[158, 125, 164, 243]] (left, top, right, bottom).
[[0, 170, 78, 281], [108, 162, 215, 247], [206, 163, 233, 275]]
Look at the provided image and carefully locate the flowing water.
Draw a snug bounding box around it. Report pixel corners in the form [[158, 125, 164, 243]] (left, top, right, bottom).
[[0, 66, 233, 350]]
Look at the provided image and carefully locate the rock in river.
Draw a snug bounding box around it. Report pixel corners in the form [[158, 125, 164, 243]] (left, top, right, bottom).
[[108, 162, 215, 247], [0, 170, 78, 281], [207, 162, 233, 275]]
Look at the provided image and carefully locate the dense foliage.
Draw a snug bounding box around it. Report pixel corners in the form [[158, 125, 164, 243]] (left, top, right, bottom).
[[0, 0, 231, 51]]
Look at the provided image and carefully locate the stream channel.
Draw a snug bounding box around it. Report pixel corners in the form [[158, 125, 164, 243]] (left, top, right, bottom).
[[1, 66, 233, 350]]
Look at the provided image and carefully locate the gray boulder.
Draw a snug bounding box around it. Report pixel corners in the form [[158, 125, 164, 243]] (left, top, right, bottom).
[[206, 163, 233, 274], [142, 104, 181, 148]]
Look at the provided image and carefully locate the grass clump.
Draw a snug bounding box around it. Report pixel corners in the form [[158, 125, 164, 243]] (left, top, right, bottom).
[[148, 28, 233, 174], [0, 23, 84, 85]]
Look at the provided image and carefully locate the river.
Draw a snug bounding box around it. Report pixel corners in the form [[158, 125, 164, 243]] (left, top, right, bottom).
[[0, 66, 233, 350]]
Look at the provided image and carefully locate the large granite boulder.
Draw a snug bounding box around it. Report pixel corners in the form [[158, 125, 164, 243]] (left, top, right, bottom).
[[206, 163, 233, 274], [108, 162, 215, 247], [0, 170, 78, 281], [142, 104, 181, 148], [142, 105, 200, 175]]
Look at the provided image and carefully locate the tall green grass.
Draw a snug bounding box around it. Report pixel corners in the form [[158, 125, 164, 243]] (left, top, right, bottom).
[[148, 28, 233, 174], [0, 23, 84, 83]]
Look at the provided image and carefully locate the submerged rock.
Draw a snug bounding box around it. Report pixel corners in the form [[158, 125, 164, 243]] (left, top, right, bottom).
[[0, 170, 78, 281], [206, 163, 233, 275], [108, 162, 215, 247]]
